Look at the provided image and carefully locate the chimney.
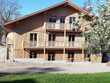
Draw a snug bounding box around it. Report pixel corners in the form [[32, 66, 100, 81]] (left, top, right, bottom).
[[64, 0, 70, 2]]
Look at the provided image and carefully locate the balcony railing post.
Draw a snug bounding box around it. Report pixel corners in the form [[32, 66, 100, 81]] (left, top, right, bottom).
[[63, 23, 66, 61], [43, 22, 46, 60]]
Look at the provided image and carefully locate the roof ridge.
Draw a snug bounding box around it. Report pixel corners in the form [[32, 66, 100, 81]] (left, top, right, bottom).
[[64, 0, 70, 2]]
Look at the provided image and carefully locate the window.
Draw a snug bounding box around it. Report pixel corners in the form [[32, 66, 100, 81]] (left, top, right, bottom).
[[30, 33, 37, 41], [48, 33, 56, 41], [30, 51, 37, 58], [69, 17, 76, 24], [60, 17, 65, 23], [48, 53, 55, 61], [49, 16, 57, 23], [68, 35, 75, 42]]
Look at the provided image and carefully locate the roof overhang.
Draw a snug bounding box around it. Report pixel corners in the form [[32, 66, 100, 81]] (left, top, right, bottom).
[[4, 1, 91, 28]]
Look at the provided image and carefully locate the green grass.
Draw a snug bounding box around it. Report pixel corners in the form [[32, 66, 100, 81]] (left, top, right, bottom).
[[0, 73, 110, 83]]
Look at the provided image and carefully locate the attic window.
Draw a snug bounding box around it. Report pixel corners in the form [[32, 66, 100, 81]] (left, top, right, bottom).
[[49, 16, 57, 23], [69, 17, 76, 23], [60, 17, 65, 23]]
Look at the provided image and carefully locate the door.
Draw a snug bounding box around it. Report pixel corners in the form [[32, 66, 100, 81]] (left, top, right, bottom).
[[69, 17, 76, 30], [48, 33, 56, 47], [68, 52, 74, 62], [48, 16, 57, 29], [60, 16, 65, 29], [30, 33, 37, 47], [68, 35, 75, 47], [48, 53, 55, 61]]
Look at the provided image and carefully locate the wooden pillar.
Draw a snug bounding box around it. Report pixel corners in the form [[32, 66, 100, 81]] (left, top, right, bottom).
[[43, 22, 46, 60], [13, 32, 15, 62], [63, 23, 66, 61]]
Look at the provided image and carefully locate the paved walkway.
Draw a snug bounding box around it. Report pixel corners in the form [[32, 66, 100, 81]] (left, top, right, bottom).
[[0, 62, 110, 74]]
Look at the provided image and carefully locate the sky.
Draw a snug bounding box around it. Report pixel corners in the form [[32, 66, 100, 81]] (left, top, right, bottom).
[[18, 0, 86, 16]]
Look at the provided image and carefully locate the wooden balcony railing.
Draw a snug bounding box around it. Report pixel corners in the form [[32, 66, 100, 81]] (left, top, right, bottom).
[[46, 22, 79, 30], [46, 23, 65, 30], [46, 41, 64, 48], [24, 41, 38, 48], [24, 40, 84, 48]]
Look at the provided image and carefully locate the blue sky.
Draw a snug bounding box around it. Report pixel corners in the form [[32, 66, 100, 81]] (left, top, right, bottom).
[[18, 0, 86, 16]]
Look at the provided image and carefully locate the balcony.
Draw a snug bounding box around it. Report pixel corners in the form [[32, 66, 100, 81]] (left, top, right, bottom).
[[24, 41, 84, 49], [46, 23, 64, 30], [46, 41, 64, 48], [46, 22, 80, 31]]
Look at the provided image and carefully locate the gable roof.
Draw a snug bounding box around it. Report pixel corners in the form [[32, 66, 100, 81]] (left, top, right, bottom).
[[5, 1, 90, 27]]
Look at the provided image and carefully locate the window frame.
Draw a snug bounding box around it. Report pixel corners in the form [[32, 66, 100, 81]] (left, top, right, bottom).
[[48, 16, 57, 23], [30, 51, 37, 58], [30, 33, 37, 41]]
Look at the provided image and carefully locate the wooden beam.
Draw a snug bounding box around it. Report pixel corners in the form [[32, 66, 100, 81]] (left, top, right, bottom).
[[43, 22, 46, 60], [63, 23, 66, 61]]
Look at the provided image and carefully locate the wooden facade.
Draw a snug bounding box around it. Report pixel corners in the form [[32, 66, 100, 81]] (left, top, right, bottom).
[[5, 1, 101, 62]]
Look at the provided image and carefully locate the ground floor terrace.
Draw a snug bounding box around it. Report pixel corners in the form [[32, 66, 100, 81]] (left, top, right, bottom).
[[11, 48, 102, 63]]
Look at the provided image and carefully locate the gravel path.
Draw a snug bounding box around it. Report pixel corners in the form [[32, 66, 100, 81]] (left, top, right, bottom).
[[0, 62, 110, 74]]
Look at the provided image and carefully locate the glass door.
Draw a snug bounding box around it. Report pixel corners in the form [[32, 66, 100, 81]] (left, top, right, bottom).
[[30, 33, 37, 47]]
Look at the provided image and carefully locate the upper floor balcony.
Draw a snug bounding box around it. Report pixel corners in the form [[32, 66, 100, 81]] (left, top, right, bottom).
[[45, 22, 81, 32]]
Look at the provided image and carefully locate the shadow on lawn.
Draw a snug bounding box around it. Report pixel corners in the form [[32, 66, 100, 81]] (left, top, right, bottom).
[[0, 67, 64, 77], [0, 79, 37, 83], [27, 67, 63, 73]]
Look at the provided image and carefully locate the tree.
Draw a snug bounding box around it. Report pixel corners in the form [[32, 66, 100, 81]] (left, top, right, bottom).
[[83, 0, 106, 15], [85, 0, 110, 62], [83, 0, 93, 12], [0, 0, 20, 43]]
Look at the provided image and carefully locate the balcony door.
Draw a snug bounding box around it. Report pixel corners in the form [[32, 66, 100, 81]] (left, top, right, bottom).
[[30, 33, 37, 47], [69, 17, 76, 30], [60, 17, 65, 29], [68, 35, 75, 47], [48, 33, 56, 47], [48, 16, 57, 29]]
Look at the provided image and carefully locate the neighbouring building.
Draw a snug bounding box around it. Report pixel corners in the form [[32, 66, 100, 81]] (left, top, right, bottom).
[[4, 1, 102, 62]]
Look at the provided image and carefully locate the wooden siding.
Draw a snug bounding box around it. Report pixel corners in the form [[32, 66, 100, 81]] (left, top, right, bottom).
[[6, 4, 91, 62]]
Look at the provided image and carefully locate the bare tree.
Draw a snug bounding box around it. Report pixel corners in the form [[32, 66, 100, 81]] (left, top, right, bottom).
[[83, 0, 92, 12], [83, 0, 106, 14], [0, 0, 21, 43]]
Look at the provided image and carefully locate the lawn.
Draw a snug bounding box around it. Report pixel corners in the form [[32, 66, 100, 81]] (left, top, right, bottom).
[[0, 73, 110, 83]]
